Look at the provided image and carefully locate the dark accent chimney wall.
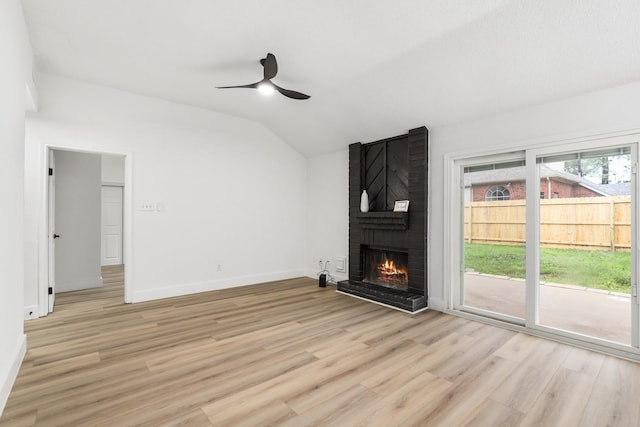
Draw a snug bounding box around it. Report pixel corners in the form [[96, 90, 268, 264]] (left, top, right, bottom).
[[347, 127, 428, 299]]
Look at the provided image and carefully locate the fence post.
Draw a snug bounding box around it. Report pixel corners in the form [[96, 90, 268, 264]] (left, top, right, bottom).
[[468, 204, 472, 244], [610, 199, 615, 251]]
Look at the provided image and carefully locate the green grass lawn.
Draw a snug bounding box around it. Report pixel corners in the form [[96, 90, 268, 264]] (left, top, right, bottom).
[[464, 243, 631, 293]]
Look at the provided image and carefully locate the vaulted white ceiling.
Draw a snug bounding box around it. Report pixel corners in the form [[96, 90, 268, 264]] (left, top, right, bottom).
[[21, 0, 640, 157]]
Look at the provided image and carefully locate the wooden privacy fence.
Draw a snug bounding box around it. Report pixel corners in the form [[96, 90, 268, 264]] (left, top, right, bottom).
[[464, 196, 631, 251]]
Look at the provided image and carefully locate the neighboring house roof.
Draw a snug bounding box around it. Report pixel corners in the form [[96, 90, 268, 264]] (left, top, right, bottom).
[[590, 182, 632, 196], [464, 165, 630, 196]]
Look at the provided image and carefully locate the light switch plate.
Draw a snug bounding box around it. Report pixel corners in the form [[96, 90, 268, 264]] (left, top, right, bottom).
[[139, 202, 154, 211]]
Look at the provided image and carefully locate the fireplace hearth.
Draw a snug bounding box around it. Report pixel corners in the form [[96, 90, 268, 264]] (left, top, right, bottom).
[[337, 127, 428, 312]]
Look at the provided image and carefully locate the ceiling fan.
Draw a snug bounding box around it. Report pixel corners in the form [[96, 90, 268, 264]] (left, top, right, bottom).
[[216, 53, 310, 100]]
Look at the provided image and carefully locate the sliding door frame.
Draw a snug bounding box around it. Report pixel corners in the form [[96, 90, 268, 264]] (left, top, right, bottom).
[[451, 151, 526, 325], [526, 135, 639, 351], [444, 131, 640, 360]]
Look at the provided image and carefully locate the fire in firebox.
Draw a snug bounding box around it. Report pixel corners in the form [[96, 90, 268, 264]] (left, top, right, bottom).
[[363, 248, 409, 290], [376, 259, 408, 285]]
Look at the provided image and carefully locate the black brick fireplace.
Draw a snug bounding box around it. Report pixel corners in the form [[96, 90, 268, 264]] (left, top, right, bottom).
[[337, 127, 428, 312]]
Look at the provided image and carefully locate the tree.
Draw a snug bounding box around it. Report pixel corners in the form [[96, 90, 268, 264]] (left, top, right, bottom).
[[564, 158, 609, 184], [601, 157, 609, 184]]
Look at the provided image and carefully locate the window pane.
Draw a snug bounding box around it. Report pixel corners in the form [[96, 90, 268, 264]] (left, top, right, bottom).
[[537, 149, 631, 345], [463, 162, 525, 319]]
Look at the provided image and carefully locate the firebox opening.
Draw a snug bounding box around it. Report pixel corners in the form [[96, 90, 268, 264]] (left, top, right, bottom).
[[363, 247, 409, 290]]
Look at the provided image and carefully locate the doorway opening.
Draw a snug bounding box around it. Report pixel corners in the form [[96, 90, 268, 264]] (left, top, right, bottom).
[[42, 147, 131, 316]]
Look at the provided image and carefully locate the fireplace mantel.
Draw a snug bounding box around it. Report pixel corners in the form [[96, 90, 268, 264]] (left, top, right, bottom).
[[357, 212, 408, 230]]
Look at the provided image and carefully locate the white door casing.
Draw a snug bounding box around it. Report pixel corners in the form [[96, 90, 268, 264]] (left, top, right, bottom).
[[47, 149, 56, 312], [101, 186, 123, 266], [40, 147, 133, 315]]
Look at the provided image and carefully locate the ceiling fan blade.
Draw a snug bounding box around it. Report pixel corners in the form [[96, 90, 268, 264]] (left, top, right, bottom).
[[262, 53, 278, 80], [272, 83, 310, 100], [216, 82, 260, 90]]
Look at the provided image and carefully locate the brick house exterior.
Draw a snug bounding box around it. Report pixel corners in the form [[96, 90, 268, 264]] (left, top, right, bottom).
[[464, 165, 628, 202], [471, 179, 602, 201]]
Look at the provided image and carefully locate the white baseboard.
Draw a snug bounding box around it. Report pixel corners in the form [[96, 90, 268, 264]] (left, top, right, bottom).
[[24, 305, 39, 320], [427, 297, 445, 312], [0, 334, 26, 417], [56, 276, 103, 293], [131, 270, 305, 303]]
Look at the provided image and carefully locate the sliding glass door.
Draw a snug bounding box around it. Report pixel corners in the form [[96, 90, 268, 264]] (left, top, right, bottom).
[[454, 135, 640, 355], [530, 142, 638, 348], [460, 159, 526, 322]]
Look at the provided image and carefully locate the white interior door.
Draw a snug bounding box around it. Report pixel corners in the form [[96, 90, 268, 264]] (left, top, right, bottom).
[[48, 149, 56, 312], [101, 186, 123, 266]]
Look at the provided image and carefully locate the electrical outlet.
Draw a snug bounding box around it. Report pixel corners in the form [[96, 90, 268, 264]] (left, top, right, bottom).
[[335, 257, 347, 273], [217, 264, 222, 272]]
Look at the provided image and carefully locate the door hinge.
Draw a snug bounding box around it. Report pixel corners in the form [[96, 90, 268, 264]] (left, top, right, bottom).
[[48, 168, 53, 176], [48, 287, 53, 295]]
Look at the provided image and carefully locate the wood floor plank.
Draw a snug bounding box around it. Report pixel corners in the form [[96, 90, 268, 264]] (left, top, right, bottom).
[[428, 325, 516, 382], [2, 265, 640, 426], [205, 400, 296, 427], [491, 338, 570, 413], [562, 346, 606, 377], [493, 332, 545, 362], [359, 371, 452, 427], [519, 367, 597, 426], [405, 355, 519, 427], [460, 398, 525, 427], [200, 340, 378, 418], [279, 384, 381, 427], [285, 340, 423, 415], [579, 356, 640, 427], [359, 341, 434, 394]]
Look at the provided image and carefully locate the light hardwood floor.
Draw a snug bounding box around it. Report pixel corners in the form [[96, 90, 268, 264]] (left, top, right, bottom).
[[2, 266, 640, 426]]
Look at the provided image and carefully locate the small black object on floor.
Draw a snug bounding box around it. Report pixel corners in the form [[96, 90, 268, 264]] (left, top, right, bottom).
[[318, 274, 327, 288]]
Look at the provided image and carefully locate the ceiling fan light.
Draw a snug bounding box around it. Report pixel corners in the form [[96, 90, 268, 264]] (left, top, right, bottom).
[[257, 82, 275, 96]]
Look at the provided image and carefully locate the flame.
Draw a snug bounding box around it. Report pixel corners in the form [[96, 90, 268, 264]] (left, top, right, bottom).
[[382, 259, 397, 273], [377, 259, 407, 278]]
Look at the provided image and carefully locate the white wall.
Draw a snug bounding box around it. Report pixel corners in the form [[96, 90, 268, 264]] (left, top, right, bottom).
[[24, 74, 307, 307], [428, 81, 640, 310], [101, 154, 125, 185], [0, 0, 31, 415], [54, 150, 103, 292], [305, 150, 349, 282]]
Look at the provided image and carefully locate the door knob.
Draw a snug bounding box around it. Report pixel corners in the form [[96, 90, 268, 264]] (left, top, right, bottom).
[[53, 234, 60, 239]]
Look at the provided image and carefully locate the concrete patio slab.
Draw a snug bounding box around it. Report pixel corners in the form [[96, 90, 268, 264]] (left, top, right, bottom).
[[464, 273, 631, 345]]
